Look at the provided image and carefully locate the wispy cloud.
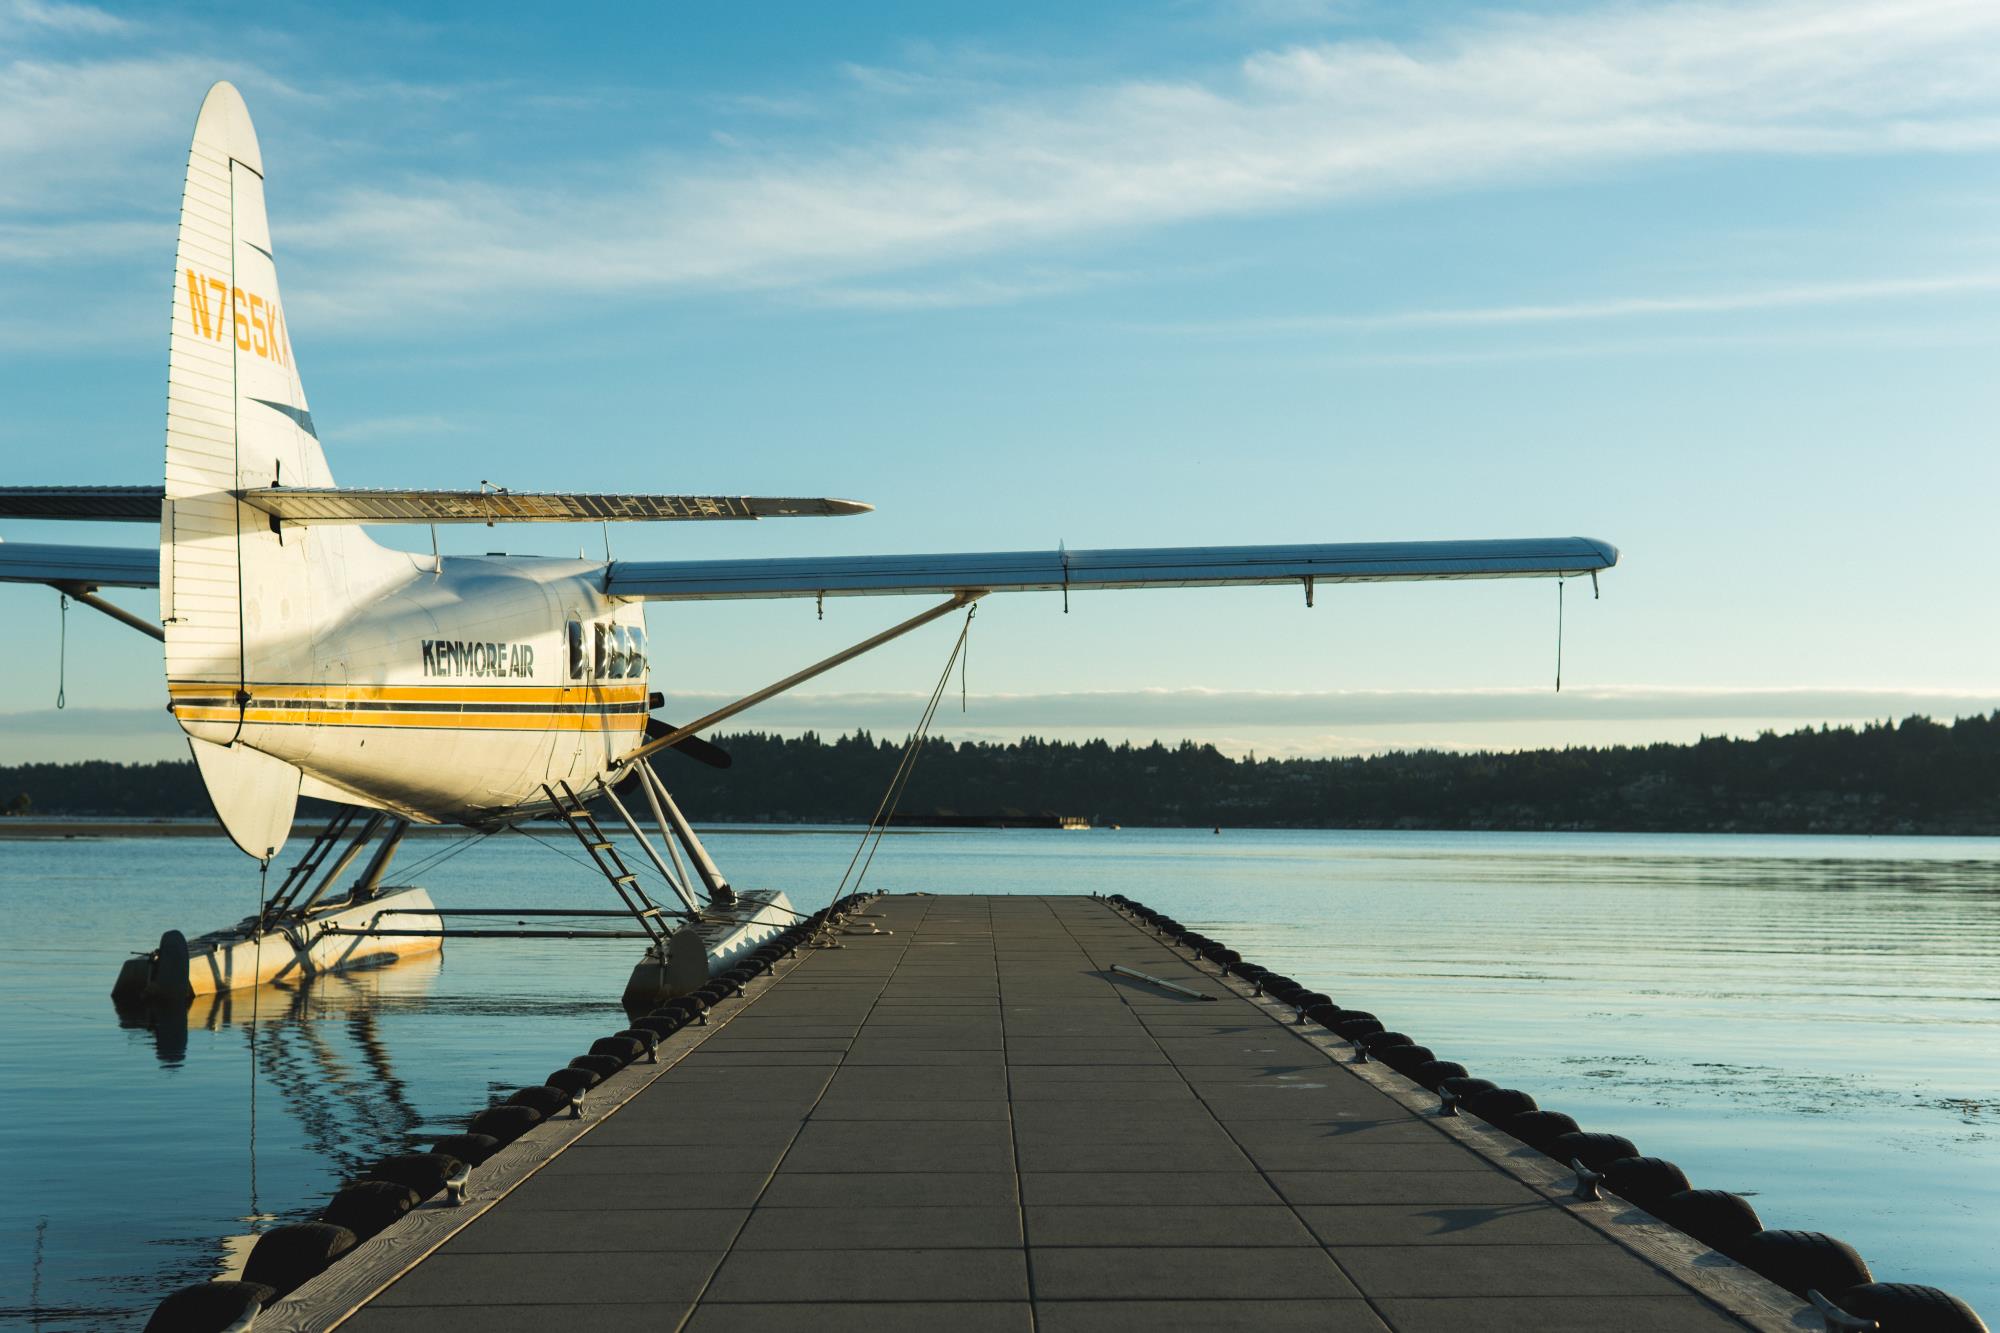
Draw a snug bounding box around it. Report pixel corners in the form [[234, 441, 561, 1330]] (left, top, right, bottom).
[[266, 0, 2000, 324], [9, 1, 2000, 328], [652, 684, 2000, 729], [0, 217, 165, 261], [0, 0, 130, 37], [0, 54, 220, 213], [1311, 321, 2000, 367], [1151, 271, 2000, 337], [800, 267, 1125, 311], [1182, 0, 1365, 32], [332, 413, 465, 444], [0, 706, 183, 763]]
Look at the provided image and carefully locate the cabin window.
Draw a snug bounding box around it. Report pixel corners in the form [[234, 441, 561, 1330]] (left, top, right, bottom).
[[628, 627, 647, 678], [566, 621, 585, 680], [594, 623, 609, 678], [607, 625, 629, 679]]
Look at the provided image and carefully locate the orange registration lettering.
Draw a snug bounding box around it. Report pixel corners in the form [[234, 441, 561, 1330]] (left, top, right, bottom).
[[248, 294, 270, 356], [184, 269, 213, 339], [206, 278, 228, 341], [181, 268, 288, 363]]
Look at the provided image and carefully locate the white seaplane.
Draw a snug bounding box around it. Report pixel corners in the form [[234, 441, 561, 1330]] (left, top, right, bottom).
[[0, 83, 1617, 1009]]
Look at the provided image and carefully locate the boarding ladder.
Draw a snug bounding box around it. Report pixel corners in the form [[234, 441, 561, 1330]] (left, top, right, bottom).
[[254, 808, 411, 932], [541, 780, 679, 956], [258, 807, 362, 925]]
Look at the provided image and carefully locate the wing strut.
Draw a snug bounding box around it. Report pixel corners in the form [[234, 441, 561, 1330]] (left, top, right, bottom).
[[54, 582, 165, 641], [618, 591, 982, 768]]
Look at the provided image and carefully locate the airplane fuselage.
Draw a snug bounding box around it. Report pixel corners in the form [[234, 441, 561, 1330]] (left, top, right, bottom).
[[169, 554, 650, 824]]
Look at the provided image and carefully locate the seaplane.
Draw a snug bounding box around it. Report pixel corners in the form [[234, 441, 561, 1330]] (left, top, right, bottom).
[[0, 83, 1617, 1012]]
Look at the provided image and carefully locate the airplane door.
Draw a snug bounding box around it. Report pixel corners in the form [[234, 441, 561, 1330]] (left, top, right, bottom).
[[546, 600, 592, 786]]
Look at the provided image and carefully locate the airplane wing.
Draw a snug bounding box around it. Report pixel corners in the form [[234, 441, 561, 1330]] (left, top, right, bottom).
[[0, 486, 163, 521], [603, 537, 1618, 601], [236, 489, 872, 524], [0, 542, 159, 588], [0, 534, 1617, 601]]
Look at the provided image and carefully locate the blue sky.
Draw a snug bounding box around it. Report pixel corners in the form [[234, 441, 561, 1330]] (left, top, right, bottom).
[[3, 0, 1998, 762]]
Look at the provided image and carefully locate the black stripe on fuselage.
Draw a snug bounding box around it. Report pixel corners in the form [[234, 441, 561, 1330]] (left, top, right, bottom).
[[172, 697, 649, 715]]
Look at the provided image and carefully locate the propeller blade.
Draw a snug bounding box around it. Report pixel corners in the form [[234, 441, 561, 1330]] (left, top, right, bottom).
[[646, 718, 732, 769]]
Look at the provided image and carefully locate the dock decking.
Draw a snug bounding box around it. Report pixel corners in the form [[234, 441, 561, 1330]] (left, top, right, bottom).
[[285, 894, 1811, 1331]]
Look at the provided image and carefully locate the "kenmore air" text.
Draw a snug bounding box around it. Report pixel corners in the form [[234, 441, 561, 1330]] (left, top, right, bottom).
[[421, 640, 535, 678]]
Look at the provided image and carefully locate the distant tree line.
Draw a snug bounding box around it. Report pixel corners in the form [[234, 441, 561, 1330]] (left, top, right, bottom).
[[4, 713, 1998, 835]]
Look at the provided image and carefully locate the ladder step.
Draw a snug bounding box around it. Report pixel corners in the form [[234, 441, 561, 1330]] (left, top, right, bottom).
[[543, 783, 672, 917]]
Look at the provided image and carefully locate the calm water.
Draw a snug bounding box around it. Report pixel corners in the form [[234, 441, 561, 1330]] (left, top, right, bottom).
[[2, 827, 1996, 1327]]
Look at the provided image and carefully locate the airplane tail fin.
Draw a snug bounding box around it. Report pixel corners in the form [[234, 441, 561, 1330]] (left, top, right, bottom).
[[162, 81, 392, 858]]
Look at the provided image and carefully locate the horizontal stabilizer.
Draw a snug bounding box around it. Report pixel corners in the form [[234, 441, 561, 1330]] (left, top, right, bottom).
[[238, 489, 872, 524], [0, 486, 163, 521], [603, 537, 1618, 601], [0, 542, 159, 588]]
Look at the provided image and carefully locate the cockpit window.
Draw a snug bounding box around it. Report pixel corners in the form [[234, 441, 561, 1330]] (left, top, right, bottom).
[[577, 620, 644, 681]]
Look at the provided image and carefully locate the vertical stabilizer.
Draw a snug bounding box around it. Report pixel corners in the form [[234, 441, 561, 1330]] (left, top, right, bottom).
[[166, 82, 326, 695], [164, 81, 341, 857]]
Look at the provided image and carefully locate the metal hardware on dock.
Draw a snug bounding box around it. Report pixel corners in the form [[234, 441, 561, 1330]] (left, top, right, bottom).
[[1108, 961, 1217, 1000]]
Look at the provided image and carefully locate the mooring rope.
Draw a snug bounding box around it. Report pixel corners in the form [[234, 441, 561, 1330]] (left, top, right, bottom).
[[1555, 576, 1566, 693], [395, 826, 497, 882], [831, 604, 974, 903], [54, 593, 67, 709], [249, 853, 269, 1221], [505, 821, 605, 877]]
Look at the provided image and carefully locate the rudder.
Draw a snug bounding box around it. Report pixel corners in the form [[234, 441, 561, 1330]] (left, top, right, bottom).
[[163, 82, 334, 857]]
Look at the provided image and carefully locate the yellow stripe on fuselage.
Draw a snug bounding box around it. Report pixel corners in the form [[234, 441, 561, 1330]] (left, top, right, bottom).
[[171, 708, 645, 732], [167, 680, 650, 732]]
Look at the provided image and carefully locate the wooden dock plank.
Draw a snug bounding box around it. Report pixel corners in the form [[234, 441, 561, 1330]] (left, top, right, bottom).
[[279, 894, 1820, 1332]]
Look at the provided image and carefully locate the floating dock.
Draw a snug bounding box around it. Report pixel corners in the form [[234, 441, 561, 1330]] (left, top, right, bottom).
[[265, 894, 1817, 1332]]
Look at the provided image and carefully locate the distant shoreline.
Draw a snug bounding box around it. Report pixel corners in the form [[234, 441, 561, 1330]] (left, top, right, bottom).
[[7, 715, 1997, 838], [1, 818, 1993, 840]]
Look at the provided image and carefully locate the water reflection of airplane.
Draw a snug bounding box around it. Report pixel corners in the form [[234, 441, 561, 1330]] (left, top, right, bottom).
[[236, 968, 437, 1186], [128, 959, 443, 1288], [122, 949, 438, 1148], [6, 82, 1617, 1013]]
